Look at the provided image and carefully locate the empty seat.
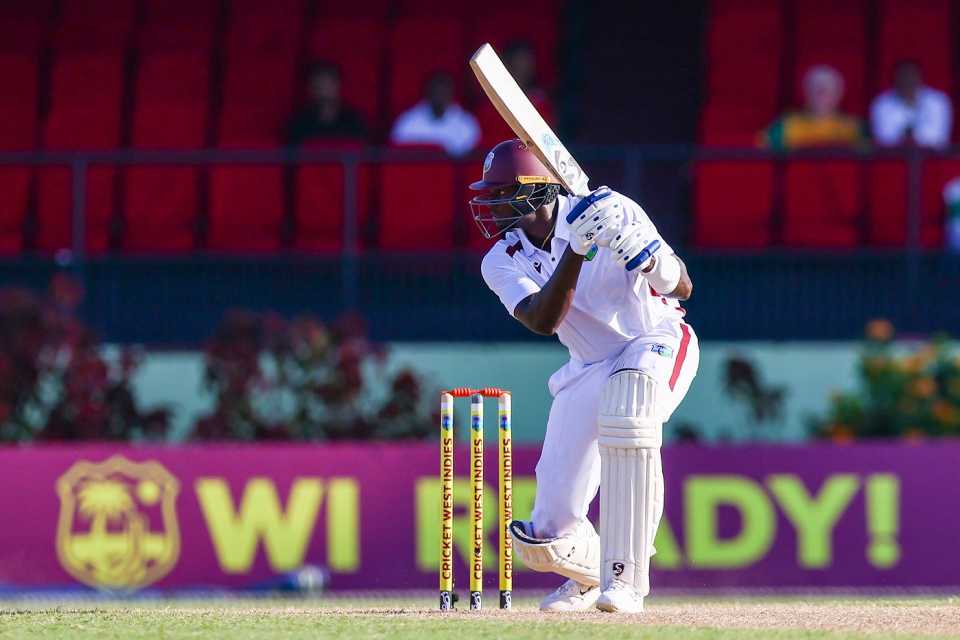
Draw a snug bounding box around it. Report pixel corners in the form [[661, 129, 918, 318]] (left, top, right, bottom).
[[314, 0, 391, 18], [208, 167, 285, 251], [792, 0, 867, 114], [295, 162, 372, 252], [123, 167, 198, 252], [308, 18, 385, 125], [140, 0, 219, 51], [694, 161, 774, 248], [378, 162, 457, 250], [388, 17, 466, 118], [0, 1, 52, 51], [0, 168, 30, 254], [36, 167, 115, 254], [783, 160, 862, 248], [226, 12, 302, 57], [0, 54, 39, 149], [877, 0, 951, 92], [219, 55, 296, 147], [701, 0, 783, 144], [869, 159, 950, 248], [53, 0, 134, 52], [44, 54, 124, 148]]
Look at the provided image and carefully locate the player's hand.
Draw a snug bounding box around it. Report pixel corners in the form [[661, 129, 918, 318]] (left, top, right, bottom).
[[609, 224, 661, 271], [568, 195, 625, 255]]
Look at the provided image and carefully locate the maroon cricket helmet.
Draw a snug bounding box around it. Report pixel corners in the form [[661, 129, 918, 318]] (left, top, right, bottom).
[[468, 139, 562, 240], [469, 139, 560, 191]]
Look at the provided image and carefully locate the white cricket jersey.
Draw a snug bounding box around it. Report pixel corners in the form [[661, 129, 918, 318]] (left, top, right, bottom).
[[481, 189, 689, 365]]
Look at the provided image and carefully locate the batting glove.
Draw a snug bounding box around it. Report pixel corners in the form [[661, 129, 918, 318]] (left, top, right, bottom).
[[567, 190, 625, 256], [609, 224, 662, 272]]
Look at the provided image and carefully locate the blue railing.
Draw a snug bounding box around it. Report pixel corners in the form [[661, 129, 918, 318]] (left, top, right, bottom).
[[0, 146, 956, 343]]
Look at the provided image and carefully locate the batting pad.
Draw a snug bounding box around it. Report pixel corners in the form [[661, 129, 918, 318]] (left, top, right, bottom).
[[600, 446, 660, 595]]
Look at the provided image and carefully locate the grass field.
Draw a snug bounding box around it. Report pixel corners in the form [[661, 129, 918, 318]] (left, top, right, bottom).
[[1, 595, 958, 639]]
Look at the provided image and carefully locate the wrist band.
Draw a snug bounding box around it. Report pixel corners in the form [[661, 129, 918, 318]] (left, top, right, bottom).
[[643, 253, 681, 295]]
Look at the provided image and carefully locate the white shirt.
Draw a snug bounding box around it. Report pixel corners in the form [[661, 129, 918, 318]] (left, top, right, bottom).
[[389, 101, 480, 156], [870, 87, 953, 148], [481, 190, 688, 365]]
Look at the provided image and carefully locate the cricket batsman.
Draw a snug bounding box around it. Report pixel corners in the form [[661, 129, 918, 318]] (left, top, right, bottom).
[[471, 139, 699, 613]]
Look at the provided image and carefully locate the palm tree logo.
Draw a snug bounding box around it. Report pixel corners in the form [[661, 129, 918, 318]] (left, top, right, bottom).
[[56, 456, 180, 591]]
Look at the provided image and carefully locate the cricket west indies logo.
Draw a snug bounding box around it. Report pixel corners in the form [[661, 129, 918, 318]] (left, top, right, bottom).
[[56, 456, 181, 590]]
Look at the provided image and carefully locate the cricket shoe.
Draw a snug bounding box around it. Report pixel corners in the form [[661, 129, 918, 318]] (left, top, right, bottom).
[[539, 579, 601, 612], [596, 579, 644, 614]]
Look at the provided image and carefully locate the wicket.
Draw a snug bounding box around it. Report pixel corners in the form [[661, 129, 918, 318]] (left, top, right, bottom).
[[439, 387, 513, 611]]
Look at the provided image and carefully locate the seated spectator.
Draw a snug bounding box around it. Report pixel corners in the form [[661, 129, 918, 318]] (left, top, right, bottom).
[[286, 62, 367, 146], [871, 60, 952, 148], [390, 72, 480, 156], [761, 65, 865, 150]]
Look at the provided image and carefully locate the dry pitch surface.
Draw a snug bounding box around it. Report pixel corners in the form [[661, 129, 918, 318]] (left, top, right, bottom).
[[1, 595, 958, 639]]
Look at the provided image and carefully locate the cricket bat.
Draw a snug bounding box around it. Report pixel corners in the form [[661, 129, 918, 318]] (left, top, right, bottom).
[[470, 43, 590, 197]]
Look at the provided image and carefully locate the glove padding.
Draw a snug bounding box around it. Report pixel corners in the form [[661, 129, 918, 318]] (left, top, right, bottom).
[[567, 191, 625, 256], [609, 224, 662, 271]]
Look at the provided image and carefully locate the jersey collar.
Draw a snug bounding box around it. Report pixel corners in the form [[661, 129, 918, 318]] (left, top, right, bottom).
[[506, 196, 572, 258]]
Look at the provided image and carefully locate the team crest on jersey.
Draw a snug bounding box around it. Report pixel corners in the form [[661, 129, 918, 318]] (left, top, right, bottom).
[[650, 344, 674, 358], [56, 456, 181, 591], [483, 151, 495, 175]]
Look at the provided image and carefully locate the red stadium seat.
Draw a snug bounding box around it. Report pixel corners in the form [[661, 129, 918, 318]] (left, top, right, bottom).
[[314, 0, 391, 18], [308, 18, 385, 126], [783, 160, 862, 248], [0, 54, 39, 149], [877, 0, 951, 92], [867, 159, 945, 248], [388, 17, 467, 118], [702, 0, 783, 144], [0, 1, 52, 51], [44, 54, 124, 149], [36, 167, 115, 254], [209, 167, 285, 251], [791, 0, 867, 114], [694, 160, 774, 248], [53, 0, 134, 52], [219, 55, 296, 147], [123, 168, 198, 252], [295, 163, 372, 252], [0, 168, 30, 254], [140, 0, 219, 52], [378, 162, 457, 250], [225, 12, 302, 57]]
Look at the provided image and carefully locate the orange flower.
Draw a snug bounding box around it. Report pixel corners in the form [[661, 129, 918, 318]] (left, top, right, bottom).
[[904, 427, 925, 443], [911, 377, 936, 398], [933, 400, 957, 425], [829, 424, 854, 443], [866, 319, 894, 342]]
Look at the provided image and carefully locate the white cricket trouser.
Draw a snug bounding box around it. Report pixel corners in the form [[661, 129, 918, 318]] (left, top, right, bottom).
[[531, 324, 699, 538]]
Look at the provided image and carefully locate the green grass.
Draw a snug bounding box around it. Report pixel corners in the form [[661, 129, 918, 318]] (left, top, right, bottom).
[[0, 596, 957, 640]]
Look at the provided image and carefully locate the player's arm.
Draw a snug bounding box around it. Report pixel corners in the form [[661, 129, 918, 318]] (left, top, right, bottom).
[[513, 246, 585, 335], [642, 253, 693, 300]]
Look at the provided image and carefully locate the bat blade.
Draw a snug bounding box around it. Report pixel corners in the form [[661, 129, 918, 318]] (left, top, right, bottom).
[[470, 43, 590, 196]]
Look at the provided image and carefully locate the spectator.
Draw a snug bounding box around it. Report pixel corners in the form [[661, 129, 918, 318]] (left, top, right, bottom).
[[390, 72, 480, 156], [286, 62, 367, 146], [871, 60, 952, 148], [761, 65, 865, 150]]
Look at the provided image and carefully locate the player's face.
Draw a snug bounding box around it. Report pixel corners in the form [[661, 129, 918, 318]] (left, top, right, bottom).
[[470, 184, 536, 239]]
